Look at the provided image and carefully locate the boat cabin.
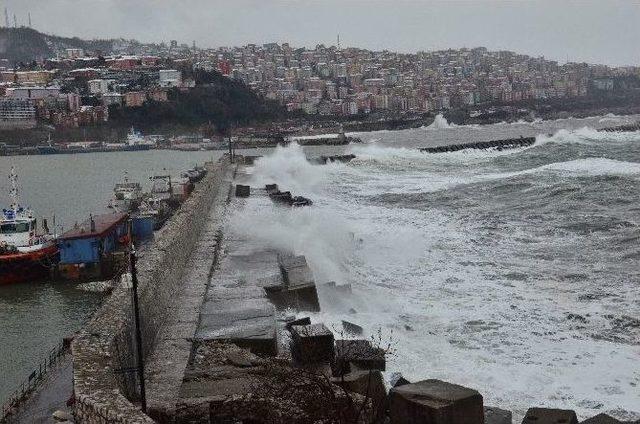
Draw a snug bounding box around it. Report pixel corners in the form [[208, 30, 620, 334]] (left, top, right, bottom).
[[1, 207, 38, 250], [57, 212, 129, 280]]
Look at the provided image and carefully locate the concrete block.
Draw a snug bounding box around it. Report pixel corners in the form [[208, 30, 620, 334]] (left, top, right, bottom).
[[290, 323, 335, 364], [522, 408, 578, 424], [332, 369, 387, 406], [389, 379, 484, 424], [335, 339, 386, 372], [257, 274, 285, 293], [485, 406, 513, 424], [285, 316, 311, 330], [269, 191, 293, 205], [342, 320, 363, 335], [390, 372, 411, 388], [235, 184, 250, 197], [197, 299, 277, 356], [581, 414, 626, 424], [265, 183, 279, 194]]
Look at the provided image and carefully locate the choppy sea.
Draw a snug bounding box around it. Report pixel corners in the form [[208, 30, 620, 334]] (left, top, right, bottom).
[[236, 114, 640, 420]]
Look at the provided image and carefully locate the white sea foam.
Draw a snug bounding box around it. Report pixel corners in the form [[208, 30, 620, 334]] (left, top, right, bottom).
[[425, 113, 457, 129], [238, 137, 640, 422]]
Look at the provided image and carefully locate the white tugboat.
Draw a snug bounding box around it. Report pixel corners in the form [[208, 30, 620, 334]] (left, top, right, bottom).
[[0, 167, 58, 285]]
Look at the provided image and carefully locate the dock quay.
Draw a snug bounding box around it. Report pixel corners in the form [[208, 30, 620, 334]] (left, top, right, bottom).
[[4, 154, 638, 424]]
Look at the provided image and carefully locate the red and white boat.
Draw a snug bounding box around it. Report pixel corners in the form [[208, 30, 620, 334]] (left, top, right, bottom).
[[0, 168, 58, 285]]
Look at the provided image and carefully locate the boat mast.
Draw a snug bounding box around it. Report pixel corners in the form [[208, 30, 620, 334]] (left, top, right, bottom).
[[8, 166, 18, 212]]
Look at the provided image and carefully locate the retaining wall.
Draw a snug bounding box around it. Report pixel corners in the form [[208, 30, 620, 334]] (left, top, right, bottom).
[[72, 157, 232, 423]]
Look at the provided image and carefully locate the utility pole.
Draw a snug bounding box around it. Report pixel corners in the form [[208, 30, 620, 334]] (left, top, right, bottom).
[[129, 246, 147, 413], [4, 8, 8, 28], [227, 135, 233, 163], [27, 12, 31, 27]]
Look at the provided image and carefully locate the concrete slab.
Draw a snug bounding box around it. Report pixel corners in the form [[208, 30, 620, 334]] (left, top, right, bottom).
[[197, 300, 277, 356]]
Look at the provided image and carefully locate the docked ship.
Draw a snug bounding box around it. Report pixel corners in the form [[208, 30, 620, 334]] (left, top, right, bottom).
[[122, 128, 154, 151], [108, 172, 143, 213], [0, 168, 58, 285]]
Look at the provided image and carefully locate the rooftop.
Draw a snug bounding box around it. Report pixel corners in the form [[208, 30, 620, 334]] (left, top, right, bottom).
[[61, 212, 128, 240]]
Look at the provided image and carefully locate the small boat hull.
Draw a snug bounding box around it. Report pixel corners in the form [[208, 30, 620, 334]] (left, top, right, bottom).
[[0, 244, 59, 285]]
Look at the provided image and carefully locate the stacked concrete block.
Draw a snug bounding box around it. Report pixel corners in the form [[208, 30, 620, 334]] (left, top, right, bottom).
[[334, 339, 386, 374], [389, 379, 484, 424], [271, 253, 320, 311], [332, 369, 387, 410], [522, 408, 578, 424], [290, 323, 335, 364]]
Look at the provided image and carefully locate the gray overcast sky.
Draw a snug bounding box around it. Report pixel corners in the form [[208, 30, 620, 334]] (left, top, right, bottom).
[[6, 0, 640, 66]]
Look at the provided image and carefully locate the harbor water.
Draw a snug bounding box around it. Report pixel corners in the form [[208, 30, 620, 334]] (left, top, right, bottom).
[[236, 114, 640, 420], [0, 149, 217, 403]]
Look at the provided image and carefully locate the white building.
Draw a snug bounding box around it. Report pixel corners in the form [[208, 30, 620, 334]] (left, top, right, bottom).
[[66, 48, 84, 59], [0, 99, 36, 129], [159, 69, 182, 88], [5, 86, 61, 100], [102, 92, 123, 107], [88, 79, 114, 95]]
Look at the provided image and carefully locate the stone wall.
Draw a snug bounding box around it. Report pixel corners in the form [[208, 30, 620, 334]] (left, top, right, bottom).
[[72, 157, 232, 424]]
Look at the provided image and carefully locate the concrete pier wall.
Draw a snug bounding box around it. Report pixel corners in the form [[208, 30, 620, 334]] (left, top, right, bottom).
[[72, 157, 233, 424]]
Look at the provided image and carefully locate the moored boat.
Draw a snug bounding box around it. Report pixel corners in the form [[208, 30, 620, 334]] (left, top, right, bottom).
[[0, 168, 58, 285], [108, 172, 143, 212]]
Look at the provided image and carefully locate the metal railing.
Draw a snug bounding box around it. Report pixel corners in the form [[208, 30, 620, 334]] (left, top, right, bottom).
[[0, 341, 68, 423]]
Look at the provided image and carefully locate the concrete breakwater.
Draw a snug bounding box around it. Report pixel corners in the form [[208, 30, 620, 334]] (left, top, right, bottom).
[[72, 156, 235, 423], [420, 120, 640, 154], [597, 122, 640, 132], [420, 136, 536, 153]]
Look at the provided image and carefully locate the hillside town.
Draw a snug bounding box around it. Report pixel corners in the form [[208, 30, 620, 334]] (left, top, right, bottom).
[[0, 34, 639, 133]]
